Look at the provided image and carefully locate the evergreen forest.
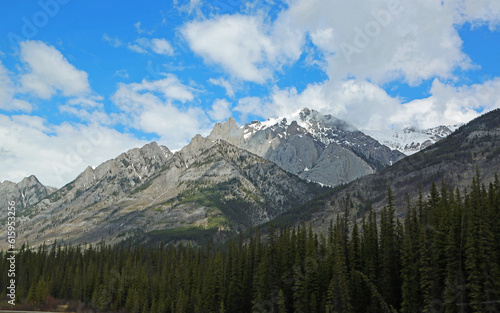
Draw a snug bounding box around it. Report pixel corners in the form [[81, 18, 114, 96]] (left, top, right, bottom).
[[1, 173, 499, 313]]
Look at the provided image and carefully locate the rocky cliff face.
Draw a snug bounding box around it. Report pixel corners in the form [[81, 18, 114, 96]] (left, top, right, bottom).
[[208, 108, 405, 186], [0, 176, 56, 212], [1, 108, 419, 248], [6, 138, 323, 248]]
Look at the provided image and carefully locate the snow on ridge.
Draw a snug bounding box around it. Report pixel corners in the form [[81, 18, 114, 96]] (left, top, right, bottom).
[[366, 124, 459, 155], [240, 108, 360, 148]]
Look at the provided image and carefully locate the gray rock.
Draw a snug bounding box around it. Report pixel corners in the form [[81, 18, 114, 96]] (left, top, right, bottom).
[[0, 175, 56, 212], [209, 107, 405, 186]]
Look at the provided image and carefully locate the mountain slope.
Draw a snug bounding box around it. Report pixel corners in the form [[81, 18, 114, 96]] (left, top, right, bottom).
[[366, 124, 462, 155], [4, 138, 323, 248], [208, 108, 405, 186], [0, 175, 56, 212], [273, 108, 500, 232]]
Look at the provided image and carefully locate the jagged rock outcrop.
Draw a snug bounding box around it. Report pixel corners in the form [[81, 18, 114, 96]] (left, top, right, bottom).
[[5, 138, 323, 248], [30, 142, 173, 217], [208, 108, 405, 186], [0, 176, 56, 212]]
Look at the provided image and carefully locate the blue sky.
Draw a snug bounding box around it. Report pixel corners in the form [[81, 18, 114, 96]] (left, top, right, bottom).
[[0, 0, 499, 187]]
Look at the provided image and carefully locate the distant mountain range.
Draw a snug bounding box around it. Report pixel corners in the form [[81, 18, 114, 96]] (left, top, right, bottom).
[[0, 135, 324, 248], [366, 124, 462, 155], [2, 107, 492, 248], [274, 108, 500, 234]]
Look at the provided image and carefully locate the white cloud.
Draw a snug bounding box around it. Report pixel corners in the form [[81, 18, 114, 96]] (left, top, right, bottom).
[[178, 0, 499, 88], [150, 38, 174, 56], [391, 78, 500, 129], [450, 0, 500, 29], [0, 114, 147, 187], [19, 40, 90, 99], [234, 96, 267, 120], [201, 0, 500, 134], [134, 21, 156, 35], [241, 77, 500, 134], [208, 98, 232, 121], [0, 61, 32, 112], [265, 79, 400, 131], [128, 38, 174, 56], [113, 75, 194, 106], [175, 0, 203, 15], [208, 77, 235, 97], [128, 42, 148, 54], [279, 0, 475, 85], [58, 95, 122, 126], [112, 75, 208, 148], [134, 22, 145, 34], [102, 33, 123, 48], [182, 14, 303, 83]]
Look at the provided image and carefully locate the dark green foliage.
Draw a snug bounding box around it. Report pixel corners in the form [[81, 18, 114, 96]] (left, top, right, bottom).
[[1, 173, 499, 312]]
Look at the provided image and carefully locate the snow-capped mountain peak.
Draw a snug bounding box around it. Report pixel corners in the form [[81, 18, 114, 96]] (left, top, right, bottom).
[[241, 108, 359, 147], [210, 107, 405, 187], [366, 123, 463, 155]]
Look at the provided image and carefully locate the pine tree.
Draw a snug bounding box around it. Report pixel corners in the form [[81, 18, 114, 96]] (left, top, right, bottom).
[[326, 243, 352, 313], [401, 198, 421, 313], [379, 187, 400, 308]]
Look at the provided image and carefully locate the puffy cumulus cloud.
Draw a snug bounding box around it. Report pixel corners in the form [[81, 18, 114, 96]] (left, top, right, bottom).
[[128, 38, 174, 56], [0, 114, 147, 188], [266, 80, 400, 131], [19, 40, 90, 99], [138, 105, 207, 145], [280, 0, 473, 85], [250, 77, 500, 133], [181, 0, 500, 87], [0, 61, 32, 112], [214, 0, 500, 133], [208, 77, 235, 97], [182, 14, 303, 83], [449, 0, 500, 29], [112, 75, 208, 149], [208, 98, 232, 121], [390, 78, 500, 129]]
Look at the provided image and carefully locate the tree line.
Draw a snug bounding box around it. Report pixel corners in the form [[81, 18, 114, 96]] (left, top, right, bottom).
[[1, 173, 499, 312]]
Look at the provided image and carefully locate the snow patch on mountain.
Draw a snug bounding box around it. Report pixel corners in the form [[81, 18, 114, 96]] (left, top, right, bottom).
[[241, 107, 359, 148], [366, 124, 463, 155]]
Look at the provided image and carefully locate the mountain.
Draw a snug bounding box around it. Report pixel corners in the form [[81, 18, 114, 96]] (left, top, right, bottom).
[[208, 108, 405, 186], [3, 138, 324, 248], [366, 124, 462, 155], [4, 106, 478, 249], [273, 108, 500, 233], [0, 175, 56, 212]]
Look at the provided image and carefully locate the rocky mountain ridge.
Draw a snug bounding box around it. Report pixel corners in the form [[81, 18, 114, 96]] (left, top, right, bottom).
[[1, 107, 471, 248], [209, 108, 405, 186], [2, 137, 323, 248], [0, 176, 56, 212], [274, 108, 500, 234], [366, 124, 462, 155]]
